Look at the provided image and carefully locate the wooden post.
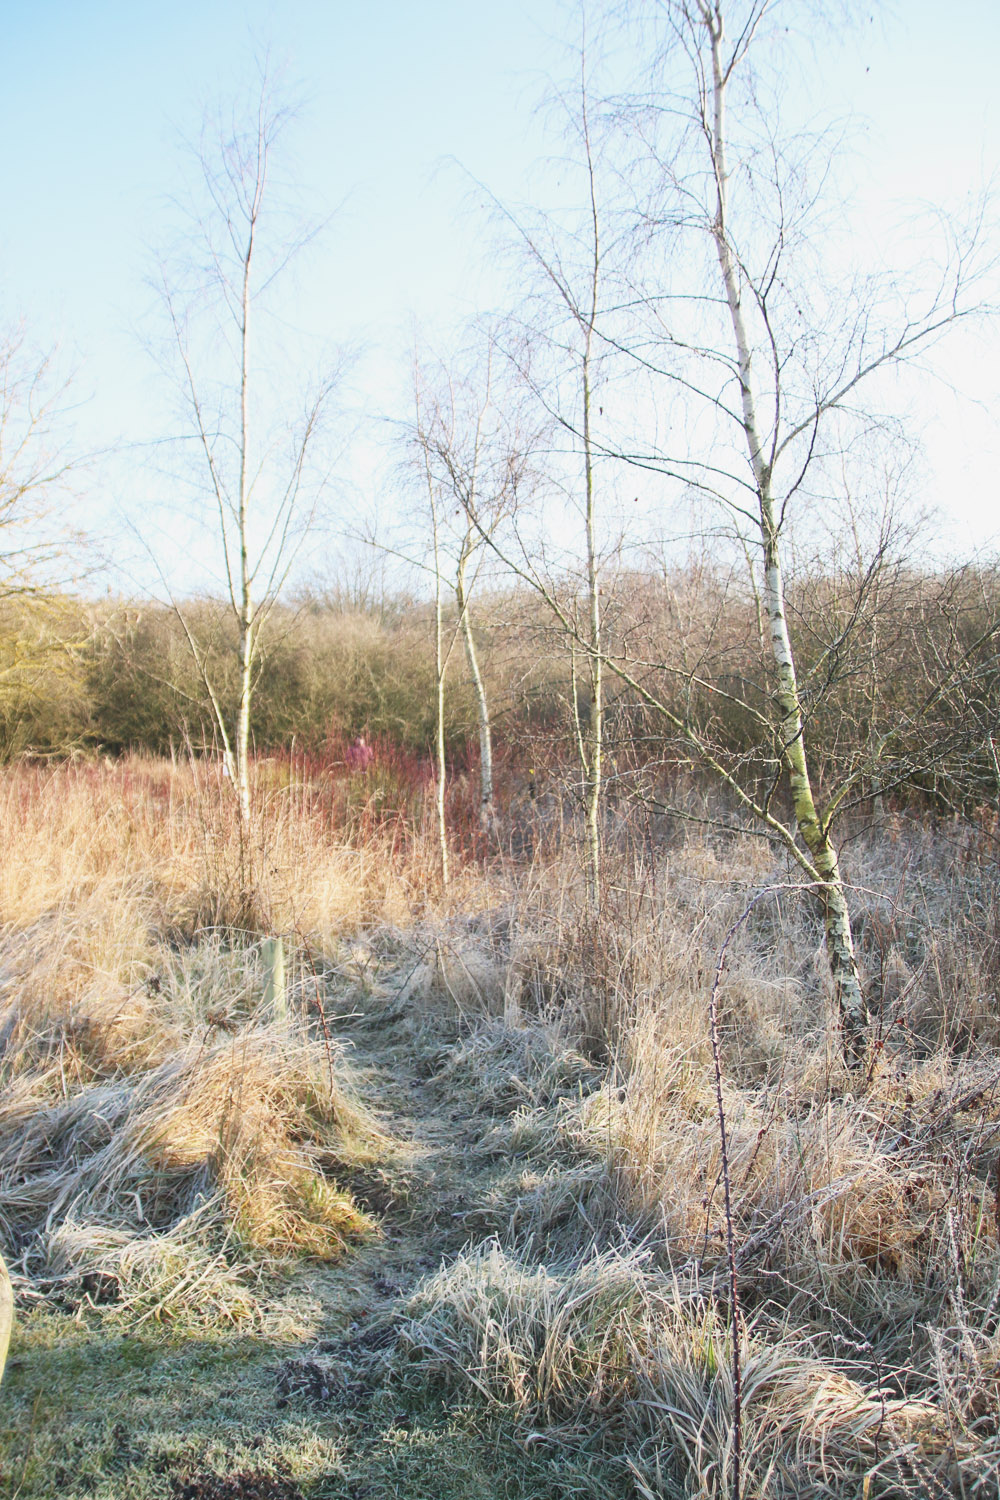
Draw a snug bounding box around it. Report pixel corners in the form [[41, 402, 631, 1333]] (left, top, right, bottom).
[[262, 937, 286, 1021], [0, 1251, 12, 1389]]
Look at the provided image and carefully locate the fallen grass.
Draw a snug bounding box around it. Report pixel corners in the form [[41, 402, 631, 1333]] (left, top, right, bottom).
[[2, 757, 1000, 1495], [0, 1017, 385, 1327], [0, 759, 410, 1333]]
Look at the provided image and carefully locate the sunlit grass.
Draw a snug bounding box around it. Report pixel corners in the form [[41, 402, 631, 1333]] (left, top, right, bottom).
[[1, 755, 999, 1495]]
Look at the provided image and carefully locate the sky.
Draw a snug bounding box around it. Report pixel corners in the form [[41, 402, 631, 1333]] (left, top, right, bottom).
[[2, 0, 1000, 594]]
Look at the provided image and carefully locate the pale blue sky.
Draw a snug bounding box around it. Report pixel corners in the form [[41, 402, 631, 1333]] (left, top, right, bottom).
[[3, 2, 573, 355], [3, 0, 999, 585]]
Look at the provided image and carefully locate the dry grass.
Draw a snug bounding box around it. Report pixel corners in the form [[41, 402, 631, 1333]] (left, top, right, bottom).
[[3, 757, 1000, 1494], [0, 759, 416, 1328], [0, 755, 447, 938], [395, 1239, 960, 1497], [384, 808, 1000, 1493], [0, 1012, 386, 1324]]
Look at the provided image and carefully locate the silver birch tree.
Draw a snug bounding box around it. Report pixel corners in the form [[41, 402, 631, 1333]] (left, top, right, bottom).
[[428, 470, 453, 888], [153, 70, 338, 828], [409, 336, 538, 837], [480, 43, 613, 907], [416, 366, 497, 840], [700, 0, 866, 1055], [595, 0, 996, 1064], [455, 521, 496, 830]]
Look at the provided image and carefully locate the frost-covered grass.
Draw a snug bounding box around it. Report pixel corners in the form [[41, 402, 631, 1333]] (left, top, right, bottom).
[[1, 756, 999, 1496]]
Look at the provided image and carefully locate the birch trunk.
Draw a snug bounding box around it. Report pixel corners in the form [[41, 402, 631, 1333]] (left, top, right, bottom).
[[456, 543, 495, 830], [234, 184, 256, 830], [704, 3, 869, 1064], [432, 502, 450, 888], [582, 355, 603, 909], [580, 81, 603, 910], [236, 614, 253, 828]]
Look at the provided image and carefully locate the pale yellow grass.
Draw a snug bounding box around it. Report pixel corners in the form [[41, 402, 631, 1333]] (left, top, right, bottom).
[[0, 757, 416, 1324], [3, 757, 1000, 1492], [0, 757, 435, 941]]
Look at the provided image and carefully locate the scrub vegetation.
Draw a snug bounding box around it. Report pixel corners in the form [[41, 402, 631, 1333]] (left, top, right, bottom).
[[0, 756, 999, 1497]]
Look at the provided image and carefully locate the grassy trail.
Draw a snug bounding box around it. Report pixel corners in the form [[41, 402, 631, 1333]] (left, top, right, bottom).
[[0, 979, 615, 1500], [4, 762, 1000, 1497]]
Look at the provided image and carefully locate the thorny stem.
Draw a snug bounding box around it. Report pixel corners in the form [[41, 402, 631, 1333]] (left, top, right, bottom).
[[708, 916, 746, 1500], [709, 884, 800, 1500]]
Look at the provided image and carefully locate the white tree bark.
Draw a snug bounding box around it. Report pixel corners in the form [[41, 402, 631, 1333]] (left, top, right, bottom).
[[234, 143, 259, 829], [407, 338, 520, 849], [456, 540, 495, 830], [432, 500, 451, 889], [577, 66, 604, 911], [701, 0, 869, 1062], [582, 337, 603, 909]]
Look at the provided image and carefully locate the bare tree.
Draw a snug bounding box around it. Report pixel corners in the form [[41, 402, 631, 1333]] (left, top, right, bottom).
[[0, 326, 78, 597], [0, 327, 92, 753], [398, 341, 527, 883], [151, 67, 340, 825], [423, 424, 456, 888], [474, 35, 622, 906], [411, 335, 536, 833], [589, 0, 997, 1064]]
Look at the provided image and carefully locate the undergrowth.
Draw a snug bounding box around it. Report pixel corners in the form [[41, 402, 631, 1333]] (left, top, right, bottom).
[[1, 756, 999, 1496]]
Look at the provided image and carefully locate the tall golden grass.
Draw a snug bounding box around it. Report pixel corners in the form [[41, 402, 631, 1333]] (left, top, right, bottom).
[[2, 755, 1000, 1493], [0, 757, 418, 1326], [389, 810, 1000, 1494]]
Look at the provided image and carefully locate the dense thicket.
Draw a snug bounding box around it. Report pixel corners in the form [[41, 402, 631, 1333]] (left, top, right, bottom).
[[0, 597, 465, 759], [2, 565, 999, 814]]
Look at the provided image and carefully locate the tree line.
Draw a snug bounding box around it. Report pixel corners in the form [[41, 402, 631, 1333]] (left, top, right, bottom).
[[2, 562, 998, 817]]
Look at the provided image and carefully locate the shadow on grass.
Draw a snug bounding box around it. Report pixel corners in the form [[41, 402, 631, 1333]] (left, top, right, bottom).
[[0, 1311, 626, 1500]]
